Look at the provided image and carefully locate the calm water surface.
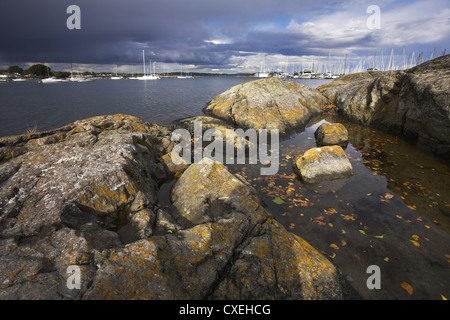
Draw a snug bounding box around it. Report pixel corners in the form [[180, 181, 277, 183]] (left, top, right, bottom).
[[1, 77, 449, 300], [0, 77, 277, 137]]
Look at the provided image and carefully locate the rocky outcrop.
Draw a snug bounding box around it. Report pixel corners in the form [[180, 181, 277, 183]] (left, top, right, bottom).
[[204, 77, 332, 134], [318, 55, 450, 157], [87, 158, 351, 299], [0, 114, 353, 299], [293, 146, 353, 184], [315, 122, 349, 148]]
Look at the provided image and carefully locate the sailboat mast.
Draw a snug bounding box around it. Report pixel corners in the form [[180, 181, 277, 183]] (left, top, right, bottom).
[[142, 50, 146, 75]]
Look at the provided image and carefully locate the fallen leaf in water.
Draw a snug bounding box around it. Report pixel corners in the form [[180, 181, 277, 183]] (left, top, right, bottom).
[[384, 257, 389, 262], [312, 216, 326, 226], [330, 244, 339, 250], [359, 230, 367, 235], [341, 240, 347, 246], [441, 295, 447, 300], [385, 193, 394, 200], [272, 197, 285, 205], [400, 282, 413, 295], [353, 254, 361, 261], [410, 240, 420, 247], [341, 214, 356, 221], [325, 208, 337, 215], [411, 235, 419, 241], [396, 215, 403, 219], [432, 219, 441, 226]]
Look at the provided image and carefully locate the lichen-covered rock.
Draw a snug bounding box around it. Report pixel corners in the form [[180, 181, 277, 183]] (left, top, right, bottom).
[[0, 114, 355, 300], [318, 55, 450, 157], [204, 77, 332, 134], [293, 146, 353, 183], [0, 114, 172, 299], [315, 122, 349, 148], [84, 158, 353, 299]]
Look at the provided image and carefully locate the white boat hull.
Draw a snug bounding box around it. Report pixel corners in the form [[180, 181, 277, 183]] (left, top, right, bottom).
[[137, 75, 160, 80]]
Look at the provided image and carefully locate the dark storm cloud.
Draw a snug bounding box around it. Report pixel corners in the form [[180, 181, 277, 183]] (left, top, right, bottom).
[[0, 0, 327, 67], [0, 0, 448, 70]]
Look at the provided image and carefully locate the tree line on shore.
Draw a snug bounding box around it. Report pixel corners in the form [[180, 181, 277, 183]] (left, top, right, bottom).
[[0, 64, 96, 79]]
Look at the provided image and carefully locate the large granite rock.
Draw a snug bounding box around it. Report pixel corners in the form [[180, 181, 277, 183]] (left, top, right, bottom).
[[0, 115, 353, 299], [86, 158, 351, 299], [204, 77, 332, 134], [318, 55, 450, 157], [293, 146, 353, 184], [315, 122, 349, 148]]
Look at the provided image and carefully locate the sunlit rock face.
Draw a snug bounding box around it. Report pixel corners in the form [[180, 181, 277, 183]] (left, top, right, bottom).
[[204, 77, 332, 134]]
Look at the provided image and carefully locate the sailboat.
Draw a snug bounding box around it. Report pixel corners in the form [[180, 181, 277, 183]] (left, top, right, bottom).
[[41, 66, 64, 83], [137, 50, 160, 80], [110, 65, 122, 80]]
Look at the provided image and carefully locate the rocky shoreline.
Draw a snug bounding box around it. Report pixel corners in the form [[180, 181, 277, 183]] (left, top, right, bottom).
[[317, 54, 450, 158], [0, 55, 448, 300], [0, 114, 357, 299]]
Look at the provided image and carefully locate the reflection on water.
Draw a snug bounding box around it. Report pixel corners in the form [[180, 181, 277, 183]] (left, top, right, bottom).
[[226, 114, 450, 300]]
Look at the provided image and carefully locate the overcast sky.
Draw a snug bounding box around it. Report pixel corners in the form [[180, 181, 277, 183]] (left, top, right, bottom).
[[0, 0, 448, 73]]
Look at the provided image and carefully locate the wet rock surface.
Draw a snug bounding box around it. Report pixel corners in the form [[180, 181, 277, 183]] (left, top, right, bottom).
[[315, 122, 349, 148], [293, 146, 353, 184]]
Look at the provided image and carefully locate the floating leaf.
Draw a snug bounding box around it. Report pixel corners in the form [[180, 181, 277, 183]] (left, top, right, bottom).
[[272, 197, 285, 205], [432, 219, 441, 226], [375, 235, 384, 239], [411, 235, 419, 241], [384, 257, 389, 262], [441, 295, 447, 300], [359, 230, 367, 235], [400, 282, 413, 295], [410, 240, 420, 247], [329, 244, 339, 250], [385, 193, 394, 200]]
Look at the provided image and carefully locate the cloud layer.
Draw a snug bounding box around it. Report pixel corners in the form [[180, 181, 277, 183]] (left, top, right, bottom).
[[0, 0, 448, 72]]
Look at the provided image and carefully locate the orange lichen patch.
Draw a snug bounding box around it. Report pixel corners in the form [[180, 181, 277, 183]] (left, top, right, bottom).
[[209, 100, 234, 118], [86, 239, 176, 300], [296, 146, 347, 166], [278, 107, 305, 123], [321, 104, 338, 111], [317, 123, 347, 136]]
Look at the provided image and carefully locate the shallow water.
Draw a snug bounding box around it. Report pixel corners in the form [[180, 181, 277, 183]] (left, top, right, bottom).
[[223, 114, 450, 300]]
